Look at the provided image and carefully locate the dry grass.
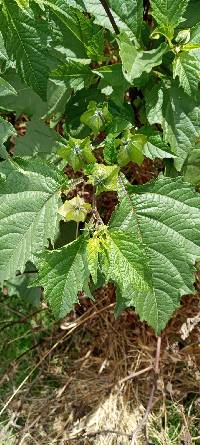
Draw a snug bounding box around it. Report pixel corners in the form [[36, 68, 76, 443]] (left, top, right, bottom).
[[1, 283, 200, 445]]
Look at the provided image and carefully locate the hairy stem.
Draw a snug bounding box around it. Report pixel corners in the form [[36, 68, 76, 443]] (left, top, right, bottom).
[[99, 0, 119, 34]]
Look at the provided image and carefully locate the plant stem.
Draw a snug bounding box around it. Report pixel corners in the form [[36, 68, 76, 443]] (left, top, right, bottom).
[[119, 365, 153, 385], [76, 222, 79, 239], [99, 0, 119, 34], [131, 336, 162, 445]]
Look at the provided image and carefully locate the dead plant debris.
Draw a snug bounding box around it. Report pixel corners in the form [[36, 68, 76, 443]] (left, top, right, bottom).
[[0, 282, 199, 445]]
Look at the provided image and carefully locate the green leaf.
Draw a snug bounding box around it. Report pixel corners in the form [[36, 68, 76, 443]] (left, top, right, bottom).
[[103, 134, 120, 165], [0, 0, 49, 99], [6, 271, 41, 307], [46, 79, 70, 118], [0, 117, 16, 159], [58, 136, 96, 171], [181, 0, 200, 29], [87, 236, 100, 284], [15, 118, 60, 158], [15, 0, 29, 9], [80, 101, 112, 135], [0, 158, 66, 281], [108, 0, 143, 40], [103, 229, 151, 308], [65, 0, 143, 39], [0, 77, 17, 96], [119, 34, 167, 83], [71, 9, 105, 60], [173, 52, 200, 95], [145, 83, 164, 126], [175, 29, 191, 44], [94, 64, 129, 107], [45, 1, 104, 60], [0, 73, 47, 119], [58, 196, 91, 222], [33, 236, 90, 318], [108, 176, 200, 333], [150, 0, 189, 39], [87, 163, 119, 195], [140, 127, 175, 160], [117, 131, 146, 166], [183, 143, 200, 186], [146, 82, 200, 170], [52, 60, 95, 93]]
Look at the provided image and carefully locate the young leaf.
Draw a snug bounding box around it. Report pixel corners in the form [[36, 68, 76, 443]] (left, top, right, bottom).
[[103, 134, 120, 165], [117, 132, 146, 166], [80, 101, 112, 135], [0, 158, 66, 281], [58, 136, 95, 171], [119, 34, 167, 83], [0, 117, 16, 159], [150, 0, 189, 39], [33, 236, 90, 318], [173, 52, 200, 95], [15, 0, 29, 9], [109, 176, 200, 333], [58, 196, 91, 222], [87, 163, 119, 195], [87, 236, 100, 284]]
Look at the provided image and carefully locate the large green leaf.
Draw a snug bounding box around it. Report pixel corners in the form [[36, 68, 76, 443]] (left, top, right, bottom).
[[15, 118, 59, 158], [104, 229, 151, 307], [0, 117, 16, 159], [173, 52, 200, 96], [140, 127, 175, 160], [182, 0, 200, 29], [52, 60, 95, 92], [146, 82, 200, 170], [119, 34, 167, 83], [0, 73, 48, 118], [0, 0, 49, 99], [46, 1, 104, 60], [0, 158, 65, 281], [183, 144, 200, 186], [108, 176, 200, 333], [33, 236, 90, 318], [0, 77, 17, 96], [46, 79, 70, 118], [94, 64, 129, 107], [108, 0, 143, 39], [150, 0, 189, 39], [66, 0, 142, 38], [42, 0, 86, 42]]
